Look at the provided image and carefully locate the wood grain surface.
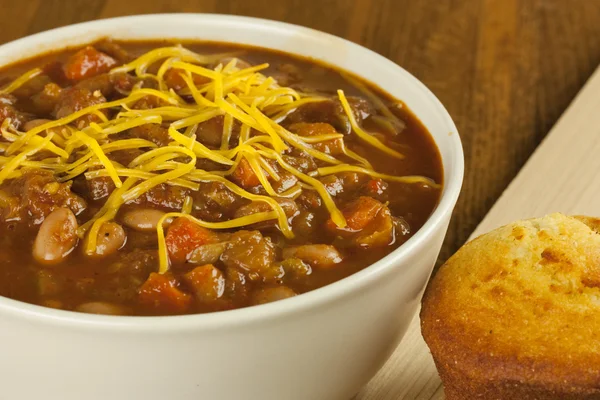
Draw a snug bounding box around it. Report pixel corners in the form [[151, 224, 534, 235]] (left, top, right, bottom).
[[357, 53, 600, 400], [3, 0, 600, 263], [2, 1, 600, 398]]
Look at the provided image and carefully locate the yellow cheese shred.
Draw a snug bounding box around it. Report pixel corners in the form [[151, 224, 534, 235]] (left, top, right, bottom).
[[92, 115, 163, 136], [156, 211, 278, 274], [111, 47, 234, 77], [79, 177, 137, 243], [0, 44, 440, 275], [227, 93, 288, 153], [121, 150, 195, 202], [0, 67, 42, 95], [221, 113, 233, 150], [341, 72, 405, 132], [318, 164, 441, 188], [337, 90, 404, 159], [85, 168, 199, 191], [187, 171, 293, 239], [181, 196, 194, 214], [168, 127, 233, 166], [74, 131, 122, 188], [254, 144, 346, 228], [6, 88, 174, 156], [0, 133, 54, 184]]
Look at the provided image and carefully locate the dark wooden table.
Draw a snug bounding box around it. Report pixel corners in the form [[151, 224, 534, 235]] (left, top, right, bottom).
[[3, 0, 600, 263]]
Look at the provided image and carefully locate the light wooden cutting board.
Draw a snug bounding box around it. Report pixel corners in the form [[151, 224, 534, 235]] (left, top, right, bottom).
[[355, 64, 600, 400]]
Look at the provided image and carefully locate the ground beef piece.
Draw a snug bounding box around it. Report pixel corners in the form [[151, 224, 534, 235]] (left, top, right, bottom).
[[0, 95, 28, 130], [284, 97, 372, 134], [192, 181, 243, 221], [282, 149, 317, 173], [86, 176, 116, 201], [319, 172, 366, 201], [164, 68, 211, 91], [107, 249, 157, 282], [54, 87, 107, 128], [75, 72, 136, 99], [224, 266, 249, 304], [71, 174, 115, 202], [0, 189, 20, 222], [94, 40, 132, 64], [11, 74, 52, 99], [0, 170, 86, 225], [109, 148, 144, 167], [220, 230, 280, 283], [233, 197, 299, 231], [320, 175, 344, 197], [30, 83, 62, 115], [63, 249, 161, 304], [42, 61, 69, 86], [195, 158, 225, 172], [196, 115, 224, 147], [128, 124, 171, 147], [362, 178, 389, 202], [131, 95, 169, 110], [128, 184, 190, 210], [297, 190, 322, 210], [270, 172, 298, 194]]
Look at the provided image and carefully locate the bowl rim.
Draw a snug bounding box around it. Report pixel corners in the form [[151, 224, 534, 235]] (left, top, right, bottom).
[[0, 13, 464, 331]]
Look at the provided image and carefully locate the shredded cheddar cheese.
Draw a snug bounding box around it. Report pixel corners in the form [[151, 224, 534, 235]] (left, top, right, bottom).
[[337, 90, 404, 159], [0, 67, 42, 95], [0, 45, 439, 274], [318, 164, 441, 188], [156, 211, 278, 274]]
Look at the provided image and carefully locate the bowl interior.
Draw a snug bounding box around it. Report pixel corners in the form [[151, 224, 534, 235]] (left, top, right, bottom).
[[0, 14, 463, 326]]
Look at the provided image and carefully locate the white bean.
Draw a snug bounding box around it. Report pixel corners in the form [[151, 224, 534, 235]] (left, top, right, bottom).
[[90, 222, 126, 257], [218, 57, 252, 70], [33, 207, 78, 265], [76, 302, 127, 315], [23, 119, 52, 131], [122, 209, 172, 232], [252, 286, 296, 305], [188, 242, 228, 265], [282, 244, 342, 269]]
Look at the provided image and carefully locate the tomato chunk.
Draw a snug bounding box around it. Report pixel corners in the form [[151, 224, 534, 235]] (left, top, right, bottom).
[[289, 122, 342, 155], [365, 178, 388, 196], [353, 206, 394, 247], [230, 158, 261, 189], [63, 46, 117, 81], [166, 217, 218, 264], [327, 196, 384, 233], [138, 273, 192, 313], [327, 196, 394, 247], [182, 264, 225, 303]]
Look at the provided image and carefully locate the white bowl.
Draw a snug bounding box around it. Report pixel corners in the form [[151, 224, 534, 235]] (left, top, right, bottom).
[[0, 14, 463, 400]]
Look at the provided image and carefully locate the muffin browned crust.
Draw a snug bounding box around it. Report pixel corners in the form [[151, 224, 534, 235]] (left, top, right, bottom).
[[421, 213, 600, 400]]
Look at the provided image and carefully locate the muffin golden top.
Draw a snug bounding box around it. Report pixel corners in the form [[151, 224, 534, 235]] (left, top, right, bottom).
[[421, 213, 600, 388]]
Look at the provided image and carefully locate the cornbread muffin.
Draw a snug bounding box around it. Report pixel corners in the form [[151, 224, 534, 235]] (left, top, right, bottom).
[[421, 213, 600, 400]]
